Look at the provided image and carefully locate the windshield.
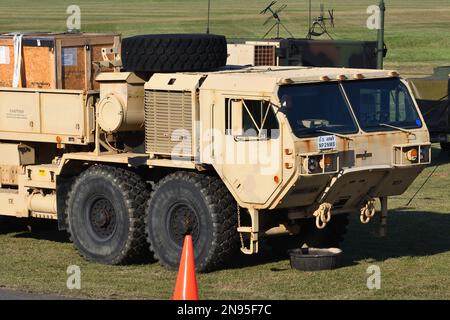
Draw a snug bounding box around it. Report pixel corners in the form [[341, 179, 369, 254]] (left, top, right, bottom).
[[279, 83, 358, 138], [342, 78, 422, 132]]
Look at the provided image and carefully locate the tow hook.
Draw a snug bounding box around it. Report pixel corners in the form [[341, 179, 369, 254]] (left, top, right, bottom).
[[313, 203, 332, 229], [360, 198, 376, 224]]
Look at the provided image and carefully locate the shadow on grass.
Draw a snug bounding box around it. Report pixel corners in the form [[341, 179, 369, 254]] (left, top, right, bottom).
[[0, 218, 70, 243], [225, 240, 287, 270], [2, 210, 449, 270], [228, 209, 450, 270], [340, 210, 450, 265]]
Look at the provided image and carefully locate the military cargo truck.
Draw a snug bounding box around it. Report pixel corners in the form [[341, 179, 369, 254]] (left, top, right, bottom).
[[0, 34, 431, 272]]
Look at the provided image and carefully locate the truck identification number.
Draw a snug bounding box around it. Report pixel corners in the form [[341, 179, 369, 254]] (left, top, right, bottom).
[[318, 135, 337, 150]]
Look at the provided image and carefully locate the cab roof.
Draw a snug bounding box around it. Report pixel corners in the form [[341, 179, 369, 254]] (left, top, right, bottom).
[[201, 66, 399, 92], [149, 66, 400, 94]]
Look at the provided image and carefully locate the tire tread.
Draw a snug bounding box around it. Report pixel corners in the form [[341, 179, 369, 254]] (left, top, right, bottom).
[[146, 171, 239, 272], [121, 34, 228, 73], [66, 165, 149, 265]]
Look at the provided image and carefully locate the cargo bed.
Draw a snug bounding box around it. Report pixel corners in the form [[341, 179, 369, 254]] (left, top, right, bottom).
[[0, 86, 95, 145]]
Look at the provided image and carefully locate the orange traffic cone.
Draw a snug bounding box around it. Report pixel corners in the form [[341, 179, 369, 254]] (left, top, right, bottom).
[[173, 235, 199, 300]]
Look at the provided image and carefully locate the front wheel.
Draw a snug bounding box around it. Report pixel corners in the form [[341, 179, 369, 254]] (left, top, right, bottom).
[[145, 172, 239, 272]]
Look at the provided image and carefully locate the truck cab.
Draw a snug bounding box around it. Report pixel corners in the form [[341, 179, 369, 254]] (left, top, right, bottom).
[[166, 66, 430, 254]]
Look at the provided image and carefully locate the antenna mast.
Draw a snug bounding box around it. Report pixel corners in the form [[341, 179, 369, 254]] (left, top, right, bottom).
[[206, 0, 211, 34], [260, 1, 294, 39], [309, 0, 312, 32], [306, 3, 335, 39]]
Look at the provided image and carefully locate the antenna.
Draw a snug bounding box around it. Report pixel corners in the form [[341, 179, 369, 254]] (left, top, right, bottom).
[[308, 0, 312, 32], [206, 0, 211, 34], [306, 3, 335, 39], [328, 9, 335, 28], [260, 1, 294, 39]]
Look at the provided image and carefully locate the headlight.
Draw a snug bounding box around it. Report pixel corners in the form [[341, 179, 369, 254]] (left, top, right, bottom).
[[302, 156, 320, 174], [300, 153, 339, 175], [308, 157, 319, 172], [419, 148, 427, 162]]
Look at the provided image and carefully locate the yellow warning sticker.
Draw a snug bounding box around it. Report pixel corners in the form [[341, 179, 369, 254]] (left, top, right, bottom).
[[38, 169, 46, 176]]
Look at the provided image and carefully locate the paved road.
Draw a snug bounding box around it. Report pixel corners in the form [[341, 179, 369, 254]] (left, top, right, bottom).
[[0, 288, 75, 300]]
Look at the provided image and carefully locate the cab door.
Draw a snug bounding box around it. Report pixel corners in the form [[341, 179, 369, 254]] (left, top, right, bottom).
[[218, 96, 283, 205]]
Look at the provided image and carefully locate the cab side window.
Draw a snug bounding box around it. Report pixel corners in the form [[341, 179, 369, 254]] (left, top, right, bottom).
[[225, 98, 279, 139]]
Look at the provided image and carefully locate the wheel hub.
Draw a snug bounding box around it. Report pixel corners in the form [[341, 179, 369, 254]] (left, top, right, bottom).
[[89, 198, 117, 239], [168, 204, 199, 246]]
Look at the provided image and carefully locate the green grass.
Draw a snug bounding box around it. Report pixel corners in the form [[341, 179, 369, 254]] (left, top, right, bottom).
[[0, 0, 449, 74], [0, 146, 449, 300], [0, 1, 449, 300]]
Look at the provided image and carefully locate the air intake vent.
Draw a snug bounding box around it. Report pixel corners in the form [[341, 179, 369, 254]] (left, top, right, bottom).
[[145, 90, 193, 157], [254, 45, 276, 66]]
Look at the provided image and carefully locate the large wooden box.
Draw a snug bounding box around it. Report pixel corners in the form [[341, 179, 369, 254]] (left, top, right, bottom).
[[0, 32, 120, 90]]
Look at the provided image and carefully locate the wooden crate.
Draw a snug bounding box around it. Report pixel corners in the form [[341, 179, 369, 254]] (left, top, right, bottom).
[[0, 32, 121, 90]]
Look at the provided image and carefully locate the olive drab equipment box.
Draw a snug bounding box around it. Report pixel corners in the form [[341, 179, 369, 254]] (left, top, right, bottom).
[[227, 39, 378, 69], [408, 66, 450, 144]]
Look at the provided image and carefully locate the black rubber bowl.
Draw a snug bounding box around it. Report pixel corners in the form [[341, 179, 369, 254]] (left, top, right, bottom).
[[288, 247, 343, 271]]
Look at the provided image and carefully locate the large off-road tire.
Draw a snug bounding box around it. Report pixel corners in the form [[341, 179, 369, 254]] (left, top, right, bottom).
[[440, 142, 450, 152], [145, 172, 239, 272], [268, 214, 349, 257], [66, 165, 149, 265], [121, 34, 228, 73]]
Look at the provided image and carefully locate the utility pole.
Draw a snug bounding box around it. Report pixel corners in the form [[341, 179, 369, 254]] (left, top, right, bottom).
[[377, 0, 386, 69]]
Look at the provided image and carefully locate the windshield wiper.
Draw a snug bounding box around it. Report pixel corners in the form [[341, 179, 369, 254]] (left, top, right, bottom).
[[315, 129, 354, 141], [379, 123, 416, 137]]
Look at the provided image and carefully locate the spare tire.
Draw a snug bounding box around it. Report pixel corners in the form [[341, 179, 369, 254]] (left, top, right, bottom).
[[121, 34, 228, 73]]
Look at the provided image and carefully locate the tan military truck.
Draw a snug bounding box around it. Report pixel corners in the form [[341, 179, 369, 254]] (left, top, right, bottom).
[[0, 34, 431, 272]]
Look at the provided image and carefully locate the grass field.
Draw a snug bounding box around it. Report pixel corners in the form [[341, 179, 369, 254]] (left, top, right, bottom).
[[0, 146, 449, 300], [0, 0, 449, 300], [0, 0, 449, 75]]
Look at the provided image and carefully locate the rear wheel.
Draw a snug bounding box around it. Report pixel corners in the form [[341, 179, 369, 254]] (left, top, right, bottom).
[[145, 172, 239, 272], [268, 213, 349, 256], [66, 165, 149, 265]]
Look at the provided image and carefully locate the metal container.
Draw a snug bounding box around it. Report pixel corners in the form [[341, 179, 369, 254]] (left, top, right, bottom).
[[288, 247, 343, 271]]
